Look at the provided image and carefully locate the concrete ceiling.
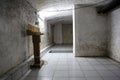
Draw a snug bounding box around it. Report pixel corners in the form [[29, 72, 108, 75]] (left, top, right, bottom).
[[27, 0, 106, 24], [38, 9, 73, 24]]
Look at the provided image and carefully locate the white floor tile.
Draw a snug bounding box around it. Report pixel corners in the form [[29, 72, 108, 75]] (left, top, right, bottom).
[[56, 66, 69, 71], [22, 45, 120, 80], [86, 77, 103, 80], [83, 71, 100, 77], [81, 65, 95, 70], [70, 78, 86, 80], [79, 61, 91, 65], [69, 71, 85, 77], [23, 76, 52, 80], [104, 65, 120, 70], [54, 71, 69, 77], [93, 65, 108, 70], [98, 70, 117, 77], [53, 77, 69, 80], [102, 77, 120, 80]]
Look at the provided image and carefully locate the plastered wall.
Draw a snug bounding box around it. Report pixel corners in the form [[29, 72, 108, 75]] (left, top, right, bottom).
[[53, 23, 63, 44], [0, 0, 37, 76], [62, 24, 73, 44], [53, 23, 73, 44], [39, 19, 53, 50], [73, 5, 108, 57], [108, 8, 120, 62]]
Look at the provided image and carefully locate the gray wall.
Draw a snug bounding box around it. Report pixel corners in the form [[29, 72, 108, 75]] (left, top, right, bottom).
[[0, 0, 37, 76], [73, 5, 108, 57], [62, 24, 73, 44], [39, 19, 53, 50], [108, 8, 120, 62], [53, 23, 63, 44], [53, 23, 73, 44]]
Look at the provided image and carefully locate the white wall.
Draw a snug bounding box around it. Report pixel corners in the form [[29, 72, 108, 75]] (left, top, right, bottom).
[[73, 5, 108, 57], [108, 8, 120, 62], [53, 23, 63, 44], [39, 19, 53, 50]]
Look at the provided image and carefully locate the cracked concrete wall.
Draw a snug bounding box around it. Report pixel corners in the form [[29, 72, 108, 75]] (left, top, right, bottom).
[[0, 0, 37, 76], [108, 8, 120, 62], [73, 5, 108, 57]]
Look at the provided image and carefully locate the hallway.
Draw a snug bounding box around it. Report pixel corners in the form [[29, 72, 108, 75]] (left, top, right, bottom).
[[21, 46, 120, 80], [1, 0, 120, 80]]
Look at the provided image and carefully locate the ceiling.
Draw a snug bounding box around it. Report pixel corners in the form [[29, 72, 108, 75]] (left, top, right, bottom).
[[38, 9, 73, 24], [27, 0, 107, 24]]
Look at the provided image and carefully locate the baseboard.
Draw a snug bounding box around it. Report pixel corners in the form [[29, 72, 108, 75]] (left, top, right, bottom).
[[19, 70, 31, 80], [0, 44, 53, 80], [40, 44, 53, 57], [75, 51, 107, 57], [0, 56, 34, 80], [40, 44, 53, 53]]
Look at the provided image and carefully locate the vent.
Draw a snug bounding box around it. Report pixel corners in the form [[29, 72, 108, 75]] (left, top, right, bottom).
[[49, 50, 73, 53]]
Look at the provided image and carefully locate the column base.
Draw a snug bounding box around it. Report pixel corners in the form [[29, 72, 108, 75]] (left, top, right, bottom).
[[30, 60, 44, 68]]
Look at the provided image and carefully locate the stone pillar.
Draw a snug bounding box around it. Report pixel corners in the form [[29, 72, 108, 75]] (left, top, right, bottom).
[[30, 34, 44, 68], [32, 35, 40, 66], [26, 24, 44, 68]]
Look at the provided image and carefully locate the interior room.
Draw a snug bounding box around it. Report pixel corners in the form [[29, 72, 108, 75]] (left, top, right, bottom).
[[0, 0, 120, 80]]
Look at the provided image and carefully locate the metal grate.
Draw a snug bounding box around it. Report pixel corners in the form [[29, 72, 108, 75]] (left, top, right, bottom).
[[49, 50, 73, 53]]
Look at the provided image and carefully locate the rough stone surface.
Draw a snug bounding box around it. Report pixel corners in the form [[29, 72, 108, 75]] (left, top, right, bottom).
[[73, 5, 108, 57], [0, 0, 37, 76], [108, 8, 120, 62]]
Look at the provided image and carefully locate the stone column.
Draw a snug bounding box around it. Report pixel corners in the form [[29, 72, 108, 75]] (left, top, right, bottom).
[[32, 35, 40, 66], [27, 24, 44, 68]]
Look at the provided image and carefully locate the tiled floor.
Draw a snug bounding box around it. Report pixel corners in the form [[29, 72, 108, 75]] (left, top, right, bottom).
[[50, 45, 73, 51], [22, 46, 120, 80]]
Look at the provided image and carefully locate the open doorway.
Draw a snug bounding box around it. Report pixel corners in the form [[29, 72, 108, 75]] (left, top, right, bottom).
[[49, 23, 73, 54], [38, 6, 73, 54]]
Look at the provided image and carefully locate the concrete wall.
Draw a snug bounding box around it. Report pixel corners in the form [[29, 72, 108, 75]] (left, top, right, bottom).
[[62, 24, 73, 44], [53, 23, 73, 44], [108, 8, 120, 62], [53, 23, 63, 44], [39, 19, 53, 50], [73, 5, 108, 57], [0, 0, 37, 76]]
